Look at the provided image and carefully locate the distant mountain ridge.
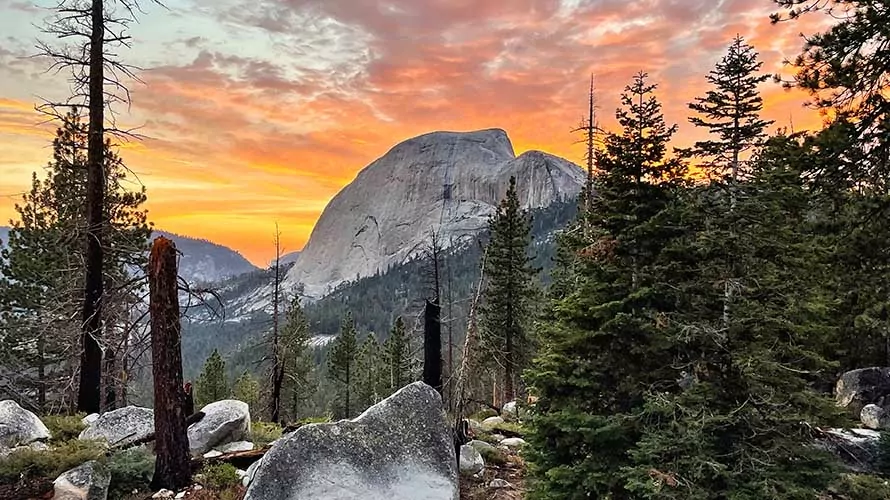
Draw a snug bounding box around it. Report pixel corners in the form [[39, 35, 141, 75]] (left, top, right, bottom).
[[152, 230, 259, 284], [0, 226, 258, 284]]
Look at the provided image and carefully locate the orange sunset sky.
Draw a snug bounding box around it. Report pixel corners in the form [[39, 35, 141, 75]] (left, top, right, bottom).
[[0, 0, 832, 265]]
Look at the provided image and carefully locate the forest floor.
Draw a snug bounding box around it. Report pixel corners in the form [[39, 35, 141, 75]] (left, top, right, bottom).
[[460, 446, 527, 500]]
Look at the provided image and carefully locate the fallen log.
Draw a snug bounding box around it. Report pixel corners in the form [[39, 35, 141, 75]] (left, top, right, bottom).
[[191, 447, 269, 470]]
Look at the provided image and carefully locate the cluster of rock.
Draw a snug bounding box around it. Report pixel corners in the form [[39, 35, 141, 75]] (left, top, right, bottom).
[[458, 401, 527, 493], [76, 399, 251, 456], [1, 382, 463, 500], [822, 367, 890, 472], [0, 398, 252, 500]]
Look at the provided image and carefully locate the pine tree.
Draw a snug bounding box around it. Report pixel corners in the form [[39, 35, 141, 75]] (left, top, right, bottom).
[[232, 371, 260, 410], [382, 316, 415, 395], [327, 313, 359, 418], [525, 71, 687, 498], [685, 36, 774, 332], [280, 296, 315, 422], [195, 349, 228, 408], [479, 176, 537, 404], [619, 129, 843, 498], [0, 108, 150, 412], [773, 0, 890, 189], [686, 35, 773, 181], [356, 333, 383, 411]]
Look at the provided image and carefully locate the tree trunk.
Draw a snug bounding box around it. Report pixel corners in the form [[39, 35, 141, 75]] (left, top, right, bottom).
[[504, 326, 515, 403], [149, 236, 191, 491], [270, 225, 282, 423], [77, 0, 106, 414], [102, 347, 116, 411], [423, 299, 443, 394], [37, 334, 46, 413]]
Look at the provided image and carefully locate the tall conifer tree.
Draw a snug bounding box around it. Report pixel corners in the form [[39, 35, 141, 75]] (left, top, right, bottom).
[[526, 71, 686, 498], [479, 176, 537, 404], [328, 313, 359, 418], [195, 349, 228, 407]]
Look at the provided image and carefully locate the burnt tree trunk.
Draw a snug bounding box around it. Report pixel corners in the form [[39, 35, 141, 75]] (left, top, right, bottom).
[[78, 0, 106, 414], [423, 299, 442, 394], [149, 236, 191, 491], [270, 226, 282, 423]]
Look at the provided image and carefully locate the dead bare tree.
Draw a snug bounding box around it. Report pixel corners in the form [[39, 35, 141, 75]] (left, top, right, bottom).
[[269, 223, 285, 423], [35, 0, 163, 413], [421, 230, 443, 396], [572, 74, 605, 233], [149, 236, 190, 490]]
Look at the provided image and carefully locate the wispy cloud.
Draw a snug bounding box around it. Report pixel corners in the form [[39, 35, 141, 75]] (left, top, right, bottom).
[[0, 0, 833, 263]]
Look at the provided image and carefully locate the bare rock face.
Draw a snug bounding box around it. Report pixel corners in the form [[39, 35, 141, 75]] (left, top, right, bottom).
[[0, 400, 50, 453], [244, 382, 458, 500], [283, 129, 583, 298]]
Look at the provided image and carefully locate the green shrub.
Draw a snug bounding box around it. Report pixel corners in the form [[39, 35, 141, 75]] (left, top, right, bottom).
[[491, 422, 524, 437], [249, 421, 283, 448], [43, 414, 87, 443], [199, 463, 241, 490], [0, 439, 105, 483], [106, 447, 155, 500], [474, 432, 498, 444], [827, 474, 890, 500], [298, 414, 332, 425], [479, 446, 508, 467]]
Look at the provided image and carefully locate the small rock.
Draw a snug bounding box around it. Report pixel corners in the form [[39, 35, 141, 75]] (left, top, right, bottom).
[[194, 485, 203, 491], [188, 400, 250, 455], [203, 450, 223, 458], [236, 469, 248, 479], [490, 434, 506, 442], [53, 460, 111, 500], [459, 444, 485, 475], [489, 479, 512, 489], [175, 492, 186, 499], [82, 413, 100, 426], [79, 406, 154, 448], [499, 437, 527, 448], [243, 459, 261, 487], [467, 440, 495, 453], [0, 400, 51, 453], [216, 440, 254, 453], [481, 416, 504, 430], [501, 401, 519, 421], [152, 490, 174, 499], [861, 404, 890, 430]]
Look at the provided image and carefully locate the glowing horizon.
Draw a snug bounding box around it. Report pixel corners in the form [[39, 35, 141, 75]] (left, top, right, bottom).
[[0, 0, 832, 265]]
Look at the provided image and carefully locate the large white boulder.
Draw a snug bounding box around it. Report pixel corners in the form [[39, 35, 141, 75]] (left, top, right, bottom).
[[244, 382, 458, 500], [53, 460, 111, 500], [79, 406, 154, 448], [188, 400, 250, 455], [0, 400, 50, 453]]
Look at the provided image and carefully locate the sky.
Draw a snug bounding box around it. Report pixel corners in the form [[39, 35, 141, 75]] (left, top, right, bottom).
[[0, 0, 833, 265]]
